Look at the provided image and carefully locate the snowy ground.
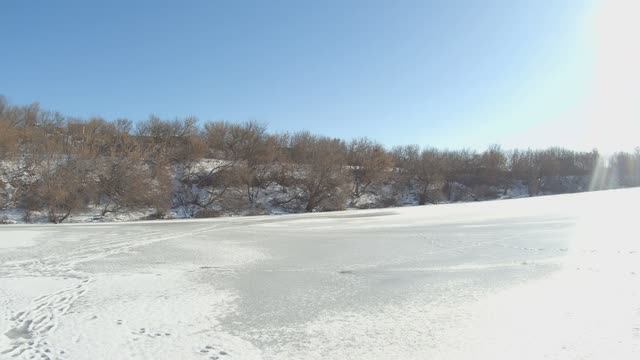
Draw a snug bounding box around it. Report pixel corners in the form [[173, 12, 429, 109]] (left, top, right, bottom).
[[1, 189, 639, 359]]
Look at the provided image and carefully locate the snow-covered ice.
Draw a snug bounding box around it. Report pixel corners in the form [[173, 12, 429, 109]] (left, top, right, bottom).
[[1, 188, 639, 359]]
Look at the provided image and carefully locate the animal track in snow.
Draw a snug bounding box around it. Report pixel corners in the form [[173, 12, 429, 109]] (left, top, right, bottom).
[[197, 344, 231, 359], [2, 279, 91, 358], [2, 225, 223, 357]]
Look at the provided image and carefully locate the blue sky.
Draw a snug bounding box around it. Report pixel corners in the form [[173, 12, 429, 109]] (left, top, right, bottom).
[[3, 0, 623, 150]]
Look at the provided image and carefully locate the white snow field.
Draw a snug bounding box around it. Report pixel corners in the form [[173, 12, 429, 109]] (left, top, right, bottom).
[[1, 189, 639, 359]]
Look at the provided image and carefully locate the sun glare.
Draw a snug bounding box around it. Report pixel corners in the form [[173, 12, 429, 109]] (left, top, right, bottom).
[[584, 0, 640, 153]]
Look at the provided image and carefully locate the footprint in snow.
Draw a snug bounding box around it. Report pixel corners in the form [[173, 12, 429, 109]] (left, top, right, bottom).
[[199, 346, 229, 357]]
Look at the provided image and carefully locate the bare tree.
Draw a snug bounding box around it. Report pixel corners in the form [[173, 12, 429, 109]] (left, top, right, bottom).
[[277, 132, 348, 212], [137, 115, 201, 163], [0, 96, 636, 221], [0, 177, 7, 210], [173, 162, 235, 216], [347, 138, 392, 198], [610, 149, 640, 187], [393, 146, 446, 205], [96, 156, 154, 216], [0, 100, 20, 159], [23, 159, 94, 223], [203, 121, 279, 205], [440, 150, 471, 201]]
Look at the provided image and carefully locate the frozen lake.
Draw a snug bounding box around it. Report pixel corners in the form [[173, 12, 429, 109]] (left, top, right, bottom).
[[1, 189, 639, 359]]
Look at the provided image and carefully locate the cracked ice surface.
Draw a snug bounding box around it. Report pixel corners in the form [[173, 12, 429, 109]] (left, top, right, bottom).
[[1, 189, 639, 359]]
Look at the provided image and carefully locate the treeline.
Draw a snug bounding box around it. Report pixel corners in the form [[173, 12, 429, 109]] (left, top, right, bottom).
[[0, 97, 639, 223]]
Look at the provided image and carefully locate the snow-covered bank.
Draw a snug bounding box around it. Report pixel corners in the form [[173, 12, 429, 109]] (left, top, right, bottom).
[[1, 153, 599, 225], [1, 188, 639, 359]]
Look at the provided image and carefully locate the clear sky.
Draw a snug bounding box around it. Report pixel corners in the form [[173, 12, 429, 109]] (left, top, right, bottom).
[[1, 0, 638, 152]]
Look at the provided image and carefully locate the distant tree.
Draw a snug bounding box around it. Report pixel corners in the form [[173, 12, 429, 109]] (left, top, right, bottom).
[[477, 145, 507, 186], [136, 116, 201, 163], [96, 155, 154, 216], [610, 150, 640, 187], [173, 161, 235, 216], [394, 146, 447, 204], [221, 121, 277, 204], [23, 159, 94, 223], [0, 119, 19, 159], [178, 120, 275, 212], [347, 138, 393, 198], [0, 177, 7, 210], [278, 132, 348, 212], [0, 96, 636, 221], [440, 150, 472, 201]]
